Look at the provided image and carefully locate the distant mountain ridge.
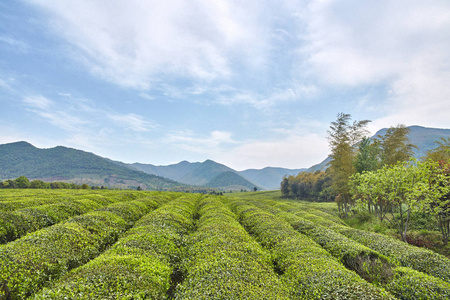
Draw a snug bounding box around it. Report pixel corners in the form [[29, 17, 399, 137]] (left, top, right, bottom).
[[130, 160, 304, 190]]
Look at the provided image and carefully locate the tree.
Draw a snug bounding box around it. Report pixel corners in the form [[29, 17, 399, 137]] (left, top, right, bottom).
[[327, 113, 370, 217], [425, 137, 450, 162], [30, 180, 48, 189], [14, 176, 30, 188], [280, 176, 289, 197], [427, 160, 450, 245], [354, 137, 381, 173], [351, 160, 447, 242], [376, 125, 416, 166]]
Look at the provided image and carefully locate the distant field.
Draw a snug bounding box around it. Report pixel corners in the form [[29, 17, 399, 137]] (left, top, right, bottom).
[[1, 189, 450, 299]]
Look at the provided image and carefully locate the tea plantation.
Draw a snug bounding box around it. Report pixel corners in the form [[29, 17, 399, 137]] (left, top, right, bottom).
[[1, 189, 449, 299]]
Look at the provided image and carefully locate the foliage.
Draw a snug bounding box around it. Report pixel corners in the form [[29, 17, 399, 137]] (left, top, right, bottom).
[[339, 227, 450, 282], [35, 194, 193, 299], [327, 113, 371, 215], [175, 196, 288, 299], [354, 137, 381, 173], [375, 125, 417, 166], [0, 194, 168, 299], [351, 160, 450, 242], [426, 137, 450, 162], [280, 171, 332, 201], [226, 198, 394, 299]]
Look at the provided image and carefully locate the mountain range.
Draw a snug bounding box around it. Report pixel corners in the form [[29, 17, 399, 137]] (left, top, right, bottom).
[[130, 160, 304, 190], [0, 126, 449, 190]]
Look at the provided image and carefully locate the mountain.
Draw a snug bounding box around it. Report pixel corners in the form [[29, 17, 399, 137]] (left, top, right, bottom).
[[130, 160, 305, 190], [131, 159, 260, 190], [131, 160, 200, 182], [0, 141, 182, 190], [205, 171, 259, 191], [305, 125, 450, 172], [240, 167, 306, 190]]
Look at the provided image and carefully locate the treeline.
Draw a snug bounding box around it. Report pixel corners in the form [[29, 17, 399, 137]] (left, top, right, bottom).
[[280, 170, 333, 202], [0, 176, 102, 190]]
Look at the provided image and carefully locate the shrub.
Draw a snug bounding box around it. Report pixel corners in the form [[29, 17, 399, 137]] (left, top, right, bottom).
[[224, 199, 394, 300], [35, 194, 196, 300], [339, 227, 450, 282], [175, 196, 289, 299], [0, 195, 170, 299]]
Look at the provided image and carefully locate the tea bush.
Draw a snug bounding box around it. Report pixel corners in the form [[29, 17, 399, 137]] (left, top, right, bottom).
[[0, 196, 169, 299], [339, 227, 450, 282], [175, 196, 289, 299], [35, 193, 194, 300], [225, 199, 394, 300]]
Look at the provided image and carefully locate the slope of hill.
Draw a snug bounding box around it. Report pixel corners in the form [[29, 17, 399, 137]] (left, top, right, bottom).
[[131, 160, 200, 182], [178, 160, 237, 186], [205, 171, 259, 191], [0, 141, 181, 190]]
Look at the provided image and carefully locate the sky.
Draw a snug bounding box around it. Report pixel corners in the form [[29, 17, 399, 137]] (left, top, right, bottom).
[[1, 0, 450, 171]]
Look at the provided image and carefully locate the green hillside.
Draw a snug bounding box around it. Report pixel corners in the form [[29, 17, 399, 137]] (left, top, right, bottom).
[[205, 171, 259, 190], [0, 142, 182, 190]]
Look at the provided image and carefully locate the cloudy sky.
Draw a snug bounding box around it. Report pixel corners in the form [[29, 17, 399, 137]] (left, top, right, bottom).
[[1, 0, 449, 170]]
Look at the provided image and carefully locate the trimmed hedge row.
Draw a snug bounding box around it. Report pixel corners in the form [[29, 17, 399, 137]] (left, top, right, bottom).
[[339, 226, 450, 283], [0, 191, 168, 243], [175, 196, 289, 299], [0, 190, 144, 211], [281, 206, 450, 283], [225, 198, 395, 300], [277, 210, 394, 285], [270, 205, 450, 299], [0, 196, 168, 299], [34, 194, 195, 300], [0, 199, 102, 243], [247, 197, 450, 299]]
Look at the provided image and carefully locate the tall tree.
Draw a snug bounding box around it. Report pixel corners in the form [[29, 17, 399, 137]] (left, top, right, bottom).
[[376, 125, 416, 166], [426, 137, 450, 162], [354, 137, 381, 173], [327, 113, 370, 216]]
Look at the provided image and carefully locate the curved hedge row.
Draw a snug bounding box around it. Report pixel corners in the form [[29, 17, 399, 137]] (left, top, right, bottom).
[[0, 191, 169, 243], [277, 210, 394, 284], [0, 196, 168, 299], [175, 196, 289, 299], [271, 206, 450, 299], [225, 198, 394, 300], [244, 197, 450, 299], [34, 194, 195, 300], [283, 206, 450, 283], [339, 226, 450, 283], [0, 199, 102, 243]]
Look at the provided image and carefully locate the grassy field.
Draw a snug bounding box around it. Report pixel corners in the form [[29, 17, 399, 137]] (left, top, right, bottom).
[[1, 189, 450, 299]]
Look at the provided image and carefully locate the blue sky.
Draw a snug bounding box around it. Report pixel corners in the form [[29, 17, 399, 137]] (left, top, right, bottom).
[[1, 0, 449, 170]]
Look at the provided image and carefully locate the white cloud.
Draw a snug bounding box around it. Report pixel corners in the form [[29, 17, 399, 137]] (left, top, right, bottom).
[[107, 113, 156, 132], [162, 127, 329, 170], [219, 133, 329, 170], [0, 35, 28, 52], [27, 0, 269, 89], [23, 95, 91, 131], [164, 130, 237, 155], [302, 0, 450, 128], [23, 95, 53, 110]]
